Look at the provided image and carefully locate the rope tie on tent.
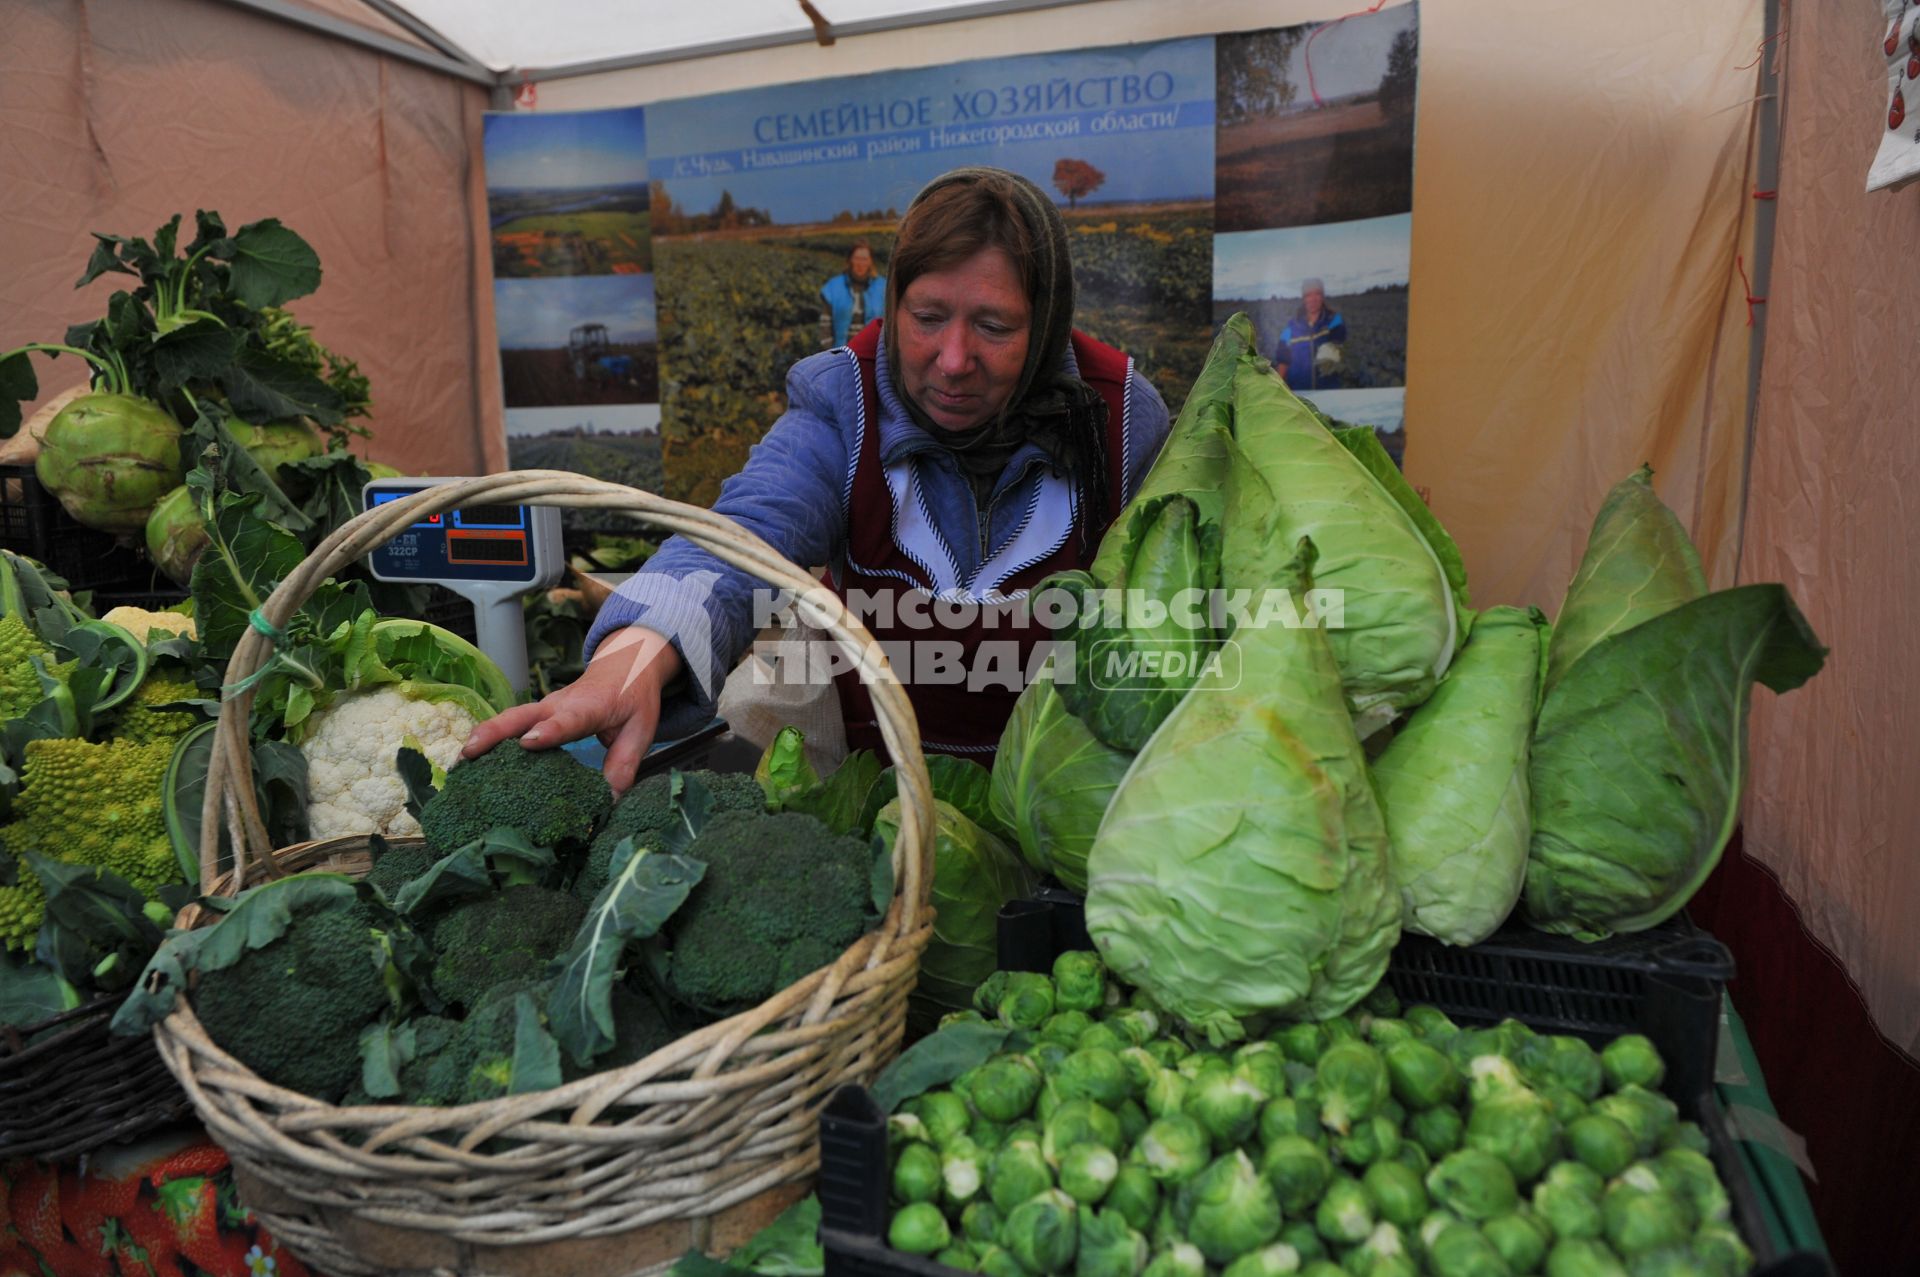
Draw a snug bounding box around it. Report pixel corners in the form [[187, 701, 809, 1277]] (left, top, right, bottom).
[[1736, 255, 1766, 328], [1752, 189, 1778, 200], [1303, 0, 1391, 108]]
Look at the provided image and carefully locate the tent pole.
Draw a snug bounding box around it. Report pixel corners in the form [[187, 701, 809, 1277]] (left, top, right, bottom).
[[509, 0, 1104, 83], [358, 0, 493, 75], [1733, 0, 1783, 585], [201, 0, 498, 86]]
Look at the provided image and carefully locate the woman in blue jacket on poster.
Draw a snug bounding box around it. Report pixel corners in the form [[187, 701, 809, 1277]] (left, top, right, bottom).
[[819, 241, 888, 348], [465, 167, 1171, 791], [1276, 277, 1348, 391]]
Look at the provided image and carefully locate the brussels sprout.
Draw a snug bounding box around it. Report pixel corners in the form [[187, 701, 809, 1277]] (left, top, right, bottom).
[[1108, 1008, 1162, 1048], [1148, 1200, 1182, 1252], [1005, 1189, 1080, 1275], [1660, 1122, 1710, 1157], [1058, 1049, 1135, 1108], [1423, 1218, 1511, 1277], [891, 1112, 932, 1146], [1299, 1264, 1347, 1277], [1076, 1206, 1150, 1277], [1135, 1113, 1212, 1184], [1364, 984, 1402, 1017], [973, 1056, 1048, 1123], [1046, 1011, 1099, 1046], [1690, 1223, 1754, 1277], [945, 1137, 990, 1209], [1449, 1029, 1511, 1071], [1185, 1070, 1267, 1146], [1565, 1115, 1637, 1178], [1624, 1246, 1711, 1277], [1426, 1150, 1520, 1221], [1391, 1141, 1431, 1177], [1601, 1178, 1692, 1256], [1259, 1096, 1320, 1146], [1046, 1099, 1125, 1166], [1054, 952, 1108, 1014], [1119, 1047, 1161, 1095], [1654, 1148, 1729, 1225], [1061, 1142, 1122, 1205], [1278, 1221, 1326, 1263], [1142, 1242, 1207, 1277], [1259, 1135, 1334, 1214], [1418, 1210, 1466, 1251], [1144, 1069, 1192, 1120], [1106, 1164, 1161, 1232], [979, 1245, 1027, 1277], [1531, 1181, 1604, 1243], [1034, 1043, 1073, 1075], [1276, 1022, 1329, 1064], [1518, 1036, 1605, 1102], [1589, 1087, 1677, 1158], [988, 1136, 1054, 1212], [1335, 1113, 1403, 1168], [1404, 1005, 1459, 1038], [1117, 1100, 1150, 1146], [1145, 1039, 1187, 1068], [1380, 1097, 1407, 1126], [1467, 1085, 1561, 1182], [889, 1201, 952, 1255], [1410, 1106, 1465, 1158], [1599, 1036, 1665, 1092], [1316, 1041, 1389, 1135], [1322, 1016, 1361, 1045], [1285, 1062, 1319, 1096], [999, 973, 1058, 1028], [1543, 1238, 1629, 1277], [1382, 1036, 1451, 1106], [1221, 1243, 1303, 1277], [1482, 1211, 1550, 1273], [1348, 1222, 1417, 1277], [1176, 1150, 1283, 1264], [894, 1142, 944, 1204], [975, 973, 1012, 1014], [1467, 1055, 1530, 1104], [937, 1242, 982, 1271], [1232, 1042, 1289, 1098], [963, 1200, 1006, 1245], [1539, 1085, 1590, 1126], [973, 1119, 1013, 1153], [912, 1090, 974, 1147], [1543, 1161, 1605, 1199], [1176, 1051, 1225, 1081], [1368, 1017, 1415, 1047], [1081, 1024, 1129, 1055], [1363, 1159, 1429, 1228], [1312, 1173, 1374, 1246]]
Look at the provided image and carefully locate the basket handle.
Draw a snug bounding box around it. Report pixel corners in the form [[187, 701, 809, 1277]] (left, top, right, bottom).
[[200, 471, 935, 940]]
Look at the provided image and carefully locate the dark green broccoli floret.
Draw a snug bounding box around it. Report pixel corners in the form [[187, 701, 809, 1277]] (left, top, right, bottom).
[[193, 899, 398, 1102], [399, 985, 545, 1106], [660, 809, 875, 1014], [364, 842, 440, 901], [576, 771, 767, 900], [419, 740, 613, 855], [565, 980, 683, 1081], [427, 886, 585, 1011]]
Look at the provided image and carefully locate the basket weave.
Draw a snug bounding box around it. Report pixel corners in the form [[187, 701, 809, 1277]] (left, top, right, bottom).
[[150, 472, 937, 1277], [0, 995, 193, 1161]]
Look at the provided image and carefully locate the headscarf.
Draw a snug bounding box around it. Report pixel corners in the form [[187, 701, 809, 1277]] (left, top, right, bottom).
[[884, 167, 1111, 544]]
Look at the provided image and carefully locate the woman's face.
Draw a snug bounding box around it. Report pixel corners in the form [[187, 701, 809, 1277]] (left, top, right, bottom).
[[849, 247, 874, 282], [895, 246, 1031, 432]]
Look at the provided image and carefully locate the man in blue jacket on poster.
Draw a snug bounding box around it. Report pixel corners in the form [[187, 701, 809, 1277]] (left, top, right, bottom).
[[819, 241, 888, 348], [1276, 277, 1348, 391]]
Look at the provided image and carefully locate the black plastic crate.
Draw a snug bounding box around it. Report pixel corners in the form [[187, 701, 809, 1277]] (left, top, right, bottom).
[[0, 464, 162, 594], [819, 894, 1831, 1277]]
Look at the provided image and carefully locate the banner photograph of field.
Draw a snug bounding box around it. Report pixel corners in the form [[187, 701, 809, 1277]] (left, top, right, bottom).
[[1215, 4, 1418, 233], [644, 36, 1217, 505], [484, 106, 652, 278], [497, 274, 660, 410]]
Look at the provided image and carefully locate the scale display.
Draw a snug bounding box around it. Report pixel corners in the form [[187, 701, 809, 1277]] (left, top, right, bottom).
[[365, 491, 542, 584]]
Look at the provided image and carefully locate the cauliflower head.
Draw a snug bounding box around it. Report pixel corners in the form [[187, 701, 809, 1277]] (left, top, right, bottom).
[[100, 606, 197, 642], [301, 686, 479, 840]]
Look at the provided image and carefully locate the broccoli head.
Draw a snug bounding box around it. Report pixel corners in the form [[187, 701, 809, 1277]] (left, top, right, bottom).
[[660, 809, 875, 1014], [576, 770, 767, 900], [427, 885, 585, 1011], [419, 740, 613, 855], [193, 898, 399, 1101], [363, 841, 441, 903], [409, 980, 554, 1105]]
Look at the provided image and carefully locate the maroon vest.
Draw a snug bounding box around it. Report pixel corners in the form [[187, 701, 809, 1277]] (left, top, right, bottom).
[[832, 319, 1132, 764]]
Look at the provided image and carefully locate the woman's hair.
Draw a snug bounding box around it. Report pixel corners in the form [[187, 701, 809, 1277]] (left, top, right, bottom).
[[885, 174, 1039, 322]]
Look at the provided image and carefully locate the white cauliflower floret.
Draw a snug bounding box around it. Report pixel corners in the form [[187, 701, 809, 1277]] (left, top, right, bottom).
[[100, 605, 197, 642], [300, 687, 478, 839]]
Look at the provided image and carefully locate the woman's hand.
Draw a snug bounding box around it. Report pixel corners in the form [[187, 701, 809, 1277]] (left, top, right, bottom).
[[460, 626, 684, 795]]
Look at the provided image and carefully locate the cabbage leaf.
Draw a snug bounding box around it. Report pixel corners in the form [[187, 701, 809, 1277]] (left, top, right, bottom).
[[989, 661, 1133, 891]]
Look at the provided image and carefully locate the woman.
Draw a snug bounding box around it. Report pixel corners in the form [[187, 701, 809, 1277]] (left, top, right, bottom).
[[1276, 277, 1347, 392], [465, 167, 1171, 792], [818, 241, 887, 348]]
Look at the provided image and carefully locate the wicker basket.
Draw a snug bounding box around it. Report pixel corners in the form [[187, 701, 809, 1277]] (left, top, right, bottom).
[[0, 994, 193, 1161], [150, 472, 937, 1277]]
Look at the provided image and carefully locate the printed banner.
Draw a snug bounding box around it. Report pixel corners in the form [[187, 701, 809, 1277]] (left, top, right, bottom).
[[482, 5, 1418, 502], [1869, 1, 1920, 192]]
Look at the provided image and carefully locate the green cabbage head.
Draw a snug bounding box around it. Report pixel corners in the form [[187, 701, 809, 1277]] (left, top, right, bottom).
[[1371, 606, 1548, 946], [989, 656, 1133, 891]]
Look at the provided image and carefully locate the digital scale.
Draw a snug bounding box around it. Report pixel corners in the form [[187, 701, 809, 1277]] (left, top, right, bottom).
[[362, 477, 564, 693]]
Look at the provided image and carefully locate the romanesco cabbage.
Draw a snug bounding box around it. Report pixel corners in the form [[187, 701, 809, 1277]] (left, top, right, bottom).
[[0, 614, 73, 720], [108, 674, 202, 744]]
